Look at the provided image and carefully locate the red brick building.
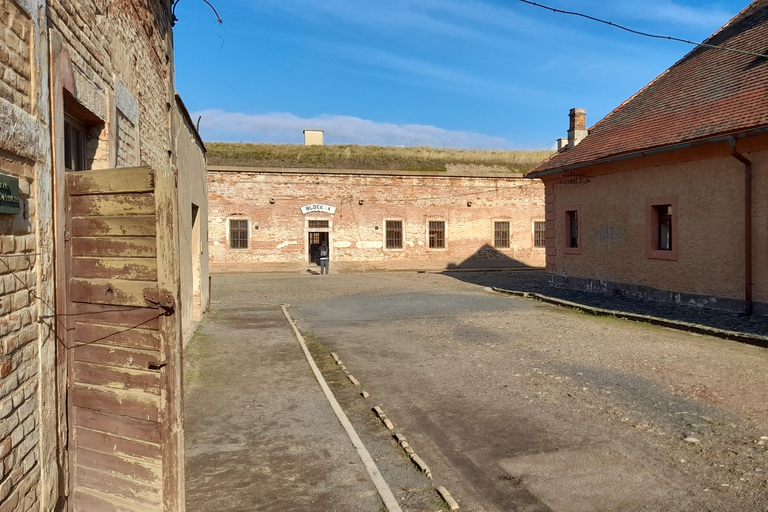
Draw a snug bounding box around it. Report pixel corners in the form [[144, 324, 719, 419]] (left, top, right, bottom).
[[529, 0, 768, 315], [208, 165, 546, 272]]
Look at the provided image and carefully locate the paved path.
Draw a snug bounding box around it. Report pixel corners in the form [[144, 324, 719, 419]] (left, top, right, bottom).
[[213, 271, 768, 512], [184, 301, 384, 511]]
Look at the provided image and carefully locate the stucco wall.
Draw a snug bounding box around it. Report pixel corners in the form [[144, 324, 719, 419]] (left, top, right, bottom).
[[208, 168, 546, 272], [548, 150, 768, 309], [174, 100, 209, 346]]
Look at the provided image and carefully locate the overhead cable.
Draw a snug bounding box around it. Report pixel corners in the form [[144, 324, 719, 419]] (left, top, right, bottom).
[[518, 0, 768, 59]]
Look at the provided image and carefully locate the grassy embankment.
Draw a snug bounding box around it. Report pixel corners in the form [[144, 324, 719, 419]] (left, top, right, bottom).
[[206, 142, 553, 174]]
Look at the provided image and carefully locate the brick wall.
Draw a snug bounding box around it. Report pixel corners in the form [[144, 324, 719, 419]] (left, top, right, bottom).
[[208, 168, 546, 272], [0, 0, 32, 113]]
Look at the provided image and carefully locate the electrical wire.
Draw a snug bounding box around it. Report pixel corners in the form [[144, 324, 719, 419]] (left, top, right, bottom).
[[518, 0, 768, 59]]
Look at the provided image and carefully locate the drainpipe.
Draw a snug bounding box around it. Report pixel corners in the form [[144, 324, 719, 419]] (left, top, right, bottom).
[[730, 140, 753, 315]]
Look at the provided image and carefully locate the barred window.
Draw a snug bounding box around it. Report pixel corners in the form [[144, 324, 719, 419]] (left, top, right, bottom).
[[428, 221, 445, 249], [229, 219, 249, 249], [494, 221, 510, 248], [533, 221, 546, 248], [308, 220, 329, 229], [386, 220, 403, 249]]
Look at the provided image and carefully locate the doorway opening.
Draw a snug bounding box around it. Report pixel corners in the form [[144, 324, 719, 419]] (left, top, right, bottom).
[[308, 231, 329, 265]]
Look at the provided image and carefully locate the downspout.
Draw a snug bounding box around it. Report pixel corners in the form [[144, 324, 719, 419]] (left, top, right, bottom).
[[730, 140, 753, 315]]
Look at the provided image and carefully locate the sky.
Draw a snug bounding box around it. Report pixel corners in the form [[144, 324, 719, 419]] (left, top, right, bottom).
[[172, 0, 749, 149]]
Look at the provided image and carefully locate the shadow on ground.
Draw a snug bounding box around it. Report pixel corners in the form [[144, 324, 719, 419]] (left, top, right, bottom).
[[443, 270, 768, 338]]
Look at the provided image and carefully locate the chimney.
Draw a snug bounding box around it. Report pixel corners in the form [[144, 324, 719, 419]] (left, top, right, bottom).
[[567, 108, 587, 149], [557, 138, 569, 151], [303, 129, 324, 146]]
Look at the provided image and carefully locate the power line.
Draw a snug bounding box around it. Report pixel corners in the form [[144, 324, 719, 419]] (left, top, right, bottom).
[[518, 0, 768, 59]]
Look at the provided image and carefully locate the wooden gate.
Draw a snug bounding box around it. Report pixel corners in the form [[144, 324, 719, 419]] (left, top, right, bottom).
[[59, 167, 183, 511]]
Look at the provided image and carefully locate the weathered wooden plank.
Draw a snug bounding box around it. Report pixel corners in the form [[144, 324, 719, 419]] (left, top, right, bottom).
[[72, 237, 157, 258], [71, 215, 157, 237], [74, 323, 161, 351], [72, 384, 160, 422], [75, 426, 161, 461], [69, 193, 155, 217], [73, 362, 160, 395], [69, 278, 159, 307], [72, 344, 161, 371], [75, 446, 161, 485], [67, 167, 154, 196], [73, 257, 158, 281], [72, 488, 162, 512], [73, 407, 162, 444], [75, 466, 162, 508], [68, 303, 161, 330]]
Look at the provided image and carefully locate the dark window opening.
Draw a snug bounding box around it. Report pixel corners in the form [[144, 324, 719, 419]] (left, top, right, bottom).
[[64, 117, 86, 171], [308, 220, 329, 229], [386, 220, 403, 249], [428, 221, 445, 249], [567, 210, 579, 248], [494, 221, 510, 248], [229, 219, 249, 249], [656, 205, 672, 251]]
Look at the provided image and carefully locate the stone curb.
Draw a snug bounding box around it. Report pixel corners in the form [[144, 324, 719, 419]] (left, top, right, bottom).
[[392, 432, 432, 479], [489, 287, 768, 348], [436, 486, 460, 511]]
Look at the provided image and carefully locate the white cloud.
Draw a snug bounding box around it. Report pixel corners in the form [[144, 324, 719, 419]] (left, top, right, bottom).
[[609, 0, 733, 28], [195, 109, 511, 148]]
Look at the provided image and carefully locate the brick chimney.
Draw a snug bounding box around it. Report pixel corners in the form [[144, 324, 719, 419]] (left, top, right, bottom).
[[567, 108, 587, 149]]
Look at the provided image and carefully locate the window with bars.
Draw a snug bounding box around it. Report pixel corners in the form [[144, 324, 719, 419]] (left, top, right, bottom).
[[494, 221, 510, 248], [428, 221, 445, 249], [308, 220, 329, 229], [229, 219, 249, 249], [385, 220, 403, 249], [533, 221, 546, 248]]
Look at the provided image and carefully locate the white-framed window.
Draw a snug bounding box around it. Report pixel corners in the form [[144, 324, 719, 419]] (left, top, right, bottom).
[[494, 221, 510, 249], [384, 219, 403, 250], [427, 220, 446, 249], [533, 220, 546, 248], [228, 218, 249, 249]]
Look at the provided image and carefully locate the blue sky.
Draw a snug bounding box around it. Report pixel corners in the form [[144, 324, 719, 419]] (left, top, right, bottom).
[[173, 0, 748, 149]]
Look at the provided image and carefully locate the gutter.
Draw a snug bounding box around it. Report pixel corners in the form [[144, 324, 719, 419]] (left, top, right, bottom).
[[529, 125, 768, 179], [730, 138, 753, 315]]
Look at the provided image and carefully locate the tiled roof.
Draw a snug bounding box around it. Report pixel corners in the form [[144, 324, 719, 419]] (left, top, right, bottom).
[[530, 0, 768, 177]]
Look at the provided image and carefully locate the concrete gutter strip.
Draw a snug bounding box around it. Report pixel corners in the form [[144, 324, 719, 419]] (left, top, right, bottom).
[[488, 287, 768, 348], [281, 305, 403, 512]]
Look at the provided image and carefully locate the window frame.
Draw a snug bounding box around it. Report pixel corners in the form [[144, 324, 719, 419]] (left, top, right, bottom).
[[493, 220, 511, 249], [227, 217, 250, 250], [533, 220, 546, 248], [646, 197, 678, 260], [562, 205, 582, 255], [384, 219, 404, 250], [427, 220, 446, 250]]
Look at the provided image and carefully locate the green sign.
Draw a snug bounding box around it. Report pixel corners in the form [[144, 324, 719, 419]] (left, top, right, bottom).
[[0, 174, 20, 215]]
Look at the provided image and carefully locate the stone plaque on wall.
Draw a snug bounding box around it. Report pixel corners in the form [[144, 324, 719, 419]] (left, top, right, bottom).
[[0, 174, 21, 215]]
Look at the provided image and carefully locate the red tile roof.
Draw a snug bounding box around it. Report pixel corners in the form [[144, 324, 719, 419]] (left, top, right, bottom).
[[530, 0, 768, 177]]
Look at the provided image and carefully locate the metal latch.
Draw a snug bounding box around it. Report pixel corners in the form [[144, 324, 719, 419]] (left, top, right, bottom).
[[148, 362, 168, 370], [143, 288, 176, 315]]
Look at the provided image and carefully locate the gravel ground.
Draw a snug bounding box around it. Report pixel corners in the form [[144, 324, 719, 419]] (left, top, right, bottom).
[[447, 270, 768, 337], [219, 271, 768, 512]]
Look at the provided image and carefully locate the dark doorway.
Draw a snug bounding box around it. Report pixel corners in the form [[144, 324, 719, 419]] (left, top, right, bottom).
[[308, 232, 329, 264]]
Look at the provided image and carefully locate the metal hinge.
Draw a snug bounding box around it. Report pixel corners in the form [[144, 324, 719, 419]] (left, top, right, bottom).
[[143, 288, 176, 315]]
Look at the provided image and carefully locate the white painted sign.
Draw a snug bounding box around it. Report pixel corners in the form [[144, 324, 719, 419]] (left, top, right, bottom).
[[300, 204, 336, 215]]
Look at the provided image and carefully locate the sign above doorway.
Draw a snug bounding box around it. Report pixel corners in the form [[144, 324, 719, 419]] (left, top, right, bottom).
[[300, 203, 336, 215]]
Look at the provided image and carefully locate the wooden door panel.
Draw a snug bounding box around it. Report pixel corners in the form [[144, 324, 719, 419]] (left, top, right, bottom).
[[63, 167, 179, 511]]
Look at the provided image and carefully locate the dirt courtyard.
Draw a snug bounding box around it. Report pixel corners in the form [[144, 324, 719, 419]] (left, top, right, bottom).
[[193, 271, 768, 511]]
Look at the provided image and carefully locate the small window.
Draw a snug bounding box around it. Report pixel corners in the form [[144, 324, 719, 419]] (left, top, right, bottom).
[[563, 206, 581, 255], [494, 221, 510, 248], [386, 220, 403, 249], [655, 205, 672, 250], [647, 198, 677, 260], [428, 221, 445, 249], [567, 210, 578, 248], [229, 219, 249, 249], [64, 116, 86, 171], [533, 221, 546, 248], [308, 220, 329, 229]]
